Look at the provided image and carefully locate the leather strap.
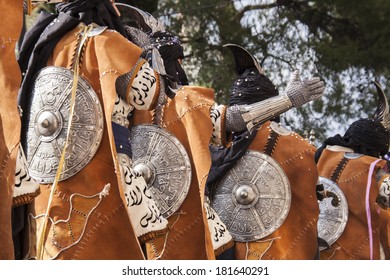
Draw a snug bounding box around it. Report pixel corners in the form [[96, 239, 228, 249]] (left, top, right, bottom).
[[263, 129, 279, 156]]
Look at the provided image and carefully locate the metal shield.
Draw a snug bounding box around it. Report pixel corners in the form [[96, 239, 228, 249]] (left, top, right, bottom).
[[129, 124, 192, 218], [317, 176, 348, 250], [210, 150, 291, 242], [25, 66, 104, 183]]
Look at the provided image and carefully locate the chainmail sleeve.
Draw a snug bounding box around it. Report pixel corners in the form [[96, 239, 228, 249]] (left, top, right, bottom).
[[225, 105, 247, 133], [115, 58, 160, 111]]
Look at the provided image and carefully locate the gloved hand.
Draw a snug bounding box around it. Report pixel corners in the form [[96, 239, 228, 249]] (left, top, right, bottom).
[[285, 70, 325, 107]]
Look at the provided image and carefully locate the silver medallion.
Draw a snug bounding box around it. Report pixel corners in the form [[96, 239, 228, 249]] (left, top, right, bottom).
[[317, 176, 348, 250], [270, 121, 292, 136], [210, 150, 291, 242], [26, 66, 103, 183], [344, 152, 364, 159], [129, 124, 192, 218]]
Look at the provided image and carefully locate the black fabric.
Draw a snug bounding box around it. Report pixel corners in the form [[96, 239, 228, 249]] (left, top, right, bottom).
[[151, 31, 188, 85], [175, 61, 189, 86], [112, 122, 132, 157], [216, 245, 236, 260], [17, 0, 127, 150], [116, 5, 189, 86], [206, 129, 257, 198], [11, 205, 27, 260], [229, 67, 279, 106], [56, 0, 126, 36], [116, 3, 153, 33], [206, 67, 279, 198], [315, 118, 390, 163]]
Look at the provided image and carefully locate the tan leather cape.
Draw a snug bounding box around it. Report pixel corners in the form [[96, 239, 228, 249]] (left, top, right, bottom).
[[234, 121, 320, 259], [26, 24, 145, 259], [0, 0, 23, 260], [133, 86, 218, 259], [317, 148, 386, 259]]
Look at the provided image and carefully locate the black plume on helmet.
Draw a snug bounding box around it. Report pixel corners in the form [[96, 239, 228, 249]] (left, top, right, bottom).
[[229, 67, 279, 106], [150, 31, 188, 85], [315, 81, 390, 162]]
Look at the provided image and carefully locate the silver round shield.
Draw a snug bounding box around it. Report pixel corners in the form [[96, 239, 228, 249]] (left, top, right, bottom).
[[129, 124, 192, 218], [26, 66, 104, 183], [317, 176, 348, 250], [210, 150, 291, 242]]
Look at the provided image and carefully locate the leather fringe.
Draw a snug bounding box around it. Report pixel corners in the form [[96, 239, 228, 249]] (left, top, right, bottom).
[[12, 188, 41, 207], [214, 239, 235, 257], [138, 227, 169, 244]]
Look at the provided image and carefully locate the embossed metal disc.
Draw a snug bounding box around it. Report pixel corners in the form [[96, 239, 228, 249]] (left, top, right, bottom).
[[26, 66, 104, 183], [129, 124, 192, 218], [317, 176, 348, 250], [210, 150, 291, 242]]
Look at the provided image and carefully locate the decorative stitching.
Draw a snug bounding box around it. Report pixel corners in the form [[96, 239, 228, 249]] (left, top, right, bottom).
[[0, 37, 17, 49], [277, 149, 313, 166], [338, 170, 368, 184], [330, 157, 350, 182], [0, 142, 19, 180], [100, 69, 119, 78], [246, 237, 280, 260], [262, 218, 317, 260], [283, 218, 317, 258], [12, 188, 41, 207], [158, 213, 202, 260], [29, 184, 111, 260], [350, 227, 380, 259], [161, 103, 212, 128]]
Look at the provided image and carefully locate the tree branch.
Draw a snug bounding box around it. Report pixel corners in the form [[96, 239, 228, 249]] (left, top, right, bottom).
[[235, 3, 279, 20]]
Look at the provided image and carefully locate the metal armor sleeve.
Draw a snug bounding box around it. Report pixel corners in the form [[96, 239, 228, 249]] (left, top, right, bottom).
[[225, 105, 246, 132], [226, 94, 292, 132], [115, 59, 160, 111]]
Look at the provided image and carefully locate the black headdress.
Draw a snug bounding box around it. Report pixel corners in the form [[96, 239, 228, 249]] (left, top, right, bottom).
[[315, 81, 390, 162], [115, 3, 188, 85]]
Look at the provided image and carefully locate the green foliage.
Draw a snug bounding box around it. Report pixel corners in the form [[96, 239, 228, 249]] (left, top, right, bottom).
[[152, 0, 390, 143], [283, 1, 390, 74]]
